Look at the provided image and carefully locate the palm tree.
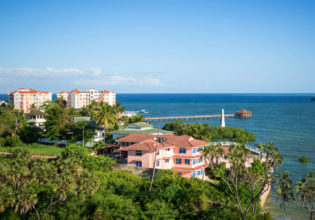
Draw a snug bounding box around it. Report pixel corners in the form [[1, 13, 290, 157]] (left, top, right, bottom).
[[113, 102, 125, 115], [93, 102, 118, 144], [149, 125, 165, 191], [201, 145, 212, 180]]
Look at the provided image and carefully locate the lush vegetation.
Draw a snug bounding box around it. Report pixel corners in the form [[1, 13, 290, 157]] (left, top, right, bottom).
[[0, 143, 65, 156], [0, 145, 274, 220], [163, 121, 256, 143], [276, 172, 315, 220], [299, 156, 308, 163], [0, 100, 144, 153]]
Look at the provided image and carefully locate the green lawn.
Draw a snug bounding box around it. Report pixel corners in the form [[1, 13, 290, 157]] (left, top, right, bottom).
[[0, 143, 65, 156]]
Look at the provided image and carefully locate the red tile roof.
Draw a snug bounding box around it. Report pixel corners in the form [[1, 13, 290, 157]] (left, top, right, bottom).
[[118, 133, 208, 152], [121, 139, 163, 152], [9, 88, 50, 94], [71, 89, 82, 94], [58, 91, 69, 94], [101, 90, 115, 94], [236, 109, 252, 113]]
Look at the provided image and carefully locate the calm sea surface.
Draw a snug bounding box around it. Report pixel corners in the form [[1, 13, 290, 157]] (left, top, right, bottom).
[[1, 93, 315, 219], [117, 93, 315, 220]]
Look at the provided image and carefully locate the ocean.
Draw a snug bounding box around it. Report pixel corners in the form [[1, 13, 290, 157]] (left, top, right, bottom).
[[117, 93, 315, 220], [1, 93, 314, 219]]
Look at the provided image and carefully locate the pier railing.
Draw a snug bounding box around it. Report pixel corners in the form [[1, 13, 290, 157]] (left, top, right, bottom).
[[145, 114, 235, 121]]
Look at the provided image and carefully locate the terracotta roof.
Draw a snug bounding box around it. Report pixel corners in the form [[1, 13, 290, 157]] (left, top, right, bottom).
[[101, 90, 115, 94], [9, 88, 50, 94], [106, 144, 120, 148], [121, 139, 163, 152], [118, 133, 208, 152], [116, 133, 159, 142], [71, 89, 82, 94], [58, 91, 68, 94], [236, 109, 252, 113]]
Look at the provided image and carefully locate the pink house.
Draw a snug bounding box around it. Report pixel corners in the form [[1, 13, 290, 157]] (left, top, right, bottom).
[[117, 134, 209, 179]]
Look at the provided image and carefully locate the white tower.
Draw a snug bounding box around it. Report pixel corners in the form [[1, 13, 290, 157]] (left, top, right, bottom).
[[220, 108, 225, 128]]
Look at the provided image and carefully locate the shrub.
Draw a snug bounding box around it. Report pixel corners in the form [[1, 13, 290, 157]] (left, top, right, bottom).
[[19, 125, 43, 143], [299, 156, 308, 163], [4, 135, 21, 147], [0, 138, 5, 147]]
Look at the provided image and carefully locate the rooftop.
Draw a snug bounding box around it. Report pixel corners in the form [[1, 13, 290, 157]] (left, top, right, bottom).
[[113, 122, 173, 135], [118, 133, 208, 152]]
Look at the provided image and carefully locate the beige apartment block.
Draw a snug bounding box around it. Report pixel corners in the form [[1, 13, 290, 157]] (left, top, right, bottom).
[[57, 88, 116, 108], [8, 88, 52, 113]]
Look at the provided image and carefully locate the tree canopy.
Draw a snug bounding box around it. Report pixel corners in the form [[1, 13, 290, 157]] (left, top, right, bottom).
[[163, 121, 256, 143]]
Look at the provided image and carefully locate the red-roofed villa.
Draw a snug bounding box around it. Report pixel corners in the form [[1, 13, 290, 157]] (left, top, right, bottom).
[[117, 133, 209, 179]]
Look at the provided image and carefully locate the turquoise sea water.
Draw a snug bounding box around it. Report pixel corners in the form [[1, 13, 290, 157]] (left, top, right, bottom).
[[117, 93, 315, 220], [1, 93, 314, 219]]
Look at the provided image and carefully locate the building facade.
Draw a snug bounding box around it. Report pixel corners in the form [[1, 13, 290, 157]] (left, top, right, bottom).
[[117, 134, 209, 179], [57, 88, 116, 108], [8, 88, 52, 113], [26, 110, 46, 127]]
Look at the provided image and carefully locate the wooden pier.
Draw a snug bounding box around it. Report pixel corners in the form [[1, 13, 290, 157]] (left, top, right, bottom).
[[145, 114, 235, 121]]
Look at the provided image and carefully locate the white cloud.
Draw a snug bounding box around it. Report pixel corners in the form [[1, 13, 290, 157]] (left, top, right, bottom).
[[73, 75, 162, 87], [0, 66, 164, 92], [0, 66, 92, 78]]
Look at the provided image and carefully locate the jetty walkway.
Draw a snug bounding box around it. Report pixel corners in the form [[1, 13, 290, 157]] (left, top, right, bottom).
[[145, 114, 235, 121]]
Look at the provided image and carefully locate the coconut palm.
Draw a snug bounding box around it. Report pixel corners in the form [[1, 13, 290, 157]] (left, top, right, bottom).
[[93, 102, 118, 144]]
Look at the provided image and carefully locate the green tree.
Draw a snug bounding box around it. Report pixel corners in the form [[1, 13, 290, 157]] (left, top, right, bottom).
[[70, 121, 96, 144], [211, 143, 282, 220], [54, 97, 67, 108], [0, 147, 100, 220], [277, 172, 315, 220], [19, 125, 43, 143], [43, 103, 70, 140], [93, 102, 118, 144]]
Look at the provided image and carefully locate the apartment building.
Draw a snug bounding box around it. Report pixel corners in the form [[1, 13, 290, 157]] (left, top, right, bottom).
[[57, 88, 116, 108], [117, 133, 209, 179], [8, 88, 52, 113]]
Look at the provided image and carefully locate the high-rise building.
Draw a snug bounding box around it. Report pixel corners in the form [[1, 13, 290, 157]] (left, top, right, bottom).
[[57, 88, 116, 108], [8, 88, 52, 113]]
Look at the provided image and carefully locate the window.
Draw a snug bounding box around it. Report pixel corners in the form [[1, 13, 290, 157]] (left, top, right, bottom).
[[192, 171, 196, 177], [179, 148, 186, 154], [165, 159, 170, 163], [199, 157, 203, 163], [185, 159, 190, 165], [192, 148, 197, 154], [136, 161, 142, 167], [136, 150, 142, 156], [193, 159, 196, 165], [197, 169, 203, 176], [156, 161, 159, 167], [176, 158, 182, 164], [166, 148, 170, 151]]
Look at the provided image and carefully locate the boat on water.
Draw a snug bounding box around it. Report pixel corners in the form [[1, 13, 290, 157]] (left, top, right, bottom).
[[140, 109, 149, 114]]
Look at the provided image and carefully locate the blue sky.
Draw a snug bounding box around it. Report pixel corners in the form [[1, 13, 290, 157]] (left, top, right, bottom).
[[0, 0, 314, 93]]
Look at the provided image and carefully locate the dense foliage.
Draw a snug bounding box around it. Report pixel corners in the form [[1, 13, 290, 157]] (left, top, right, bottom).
[[163, 121, 256, 143], [0, 145, 273, 220]]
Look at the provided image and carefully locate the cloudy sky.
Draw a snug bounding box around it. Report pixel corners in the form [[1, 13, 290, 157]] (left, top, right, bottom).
[[0, 0, 315, 93]]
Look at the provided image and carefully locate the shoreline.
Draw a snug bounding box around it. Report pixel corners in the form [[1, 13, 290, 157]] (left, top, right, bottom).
[[261, 183, 271, 207]]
